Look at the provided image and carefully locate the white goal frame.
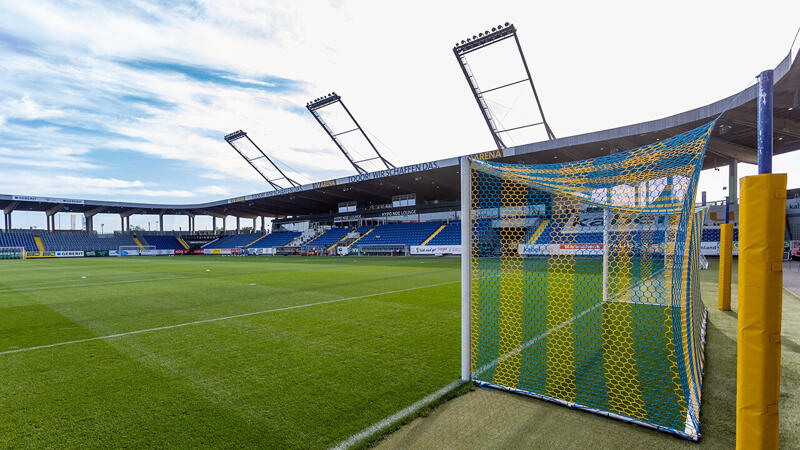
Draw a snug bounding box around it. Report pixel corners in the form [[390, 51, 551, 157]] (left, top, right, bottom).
[[460, 157, 471, 381], [0, 246, 26, 260]]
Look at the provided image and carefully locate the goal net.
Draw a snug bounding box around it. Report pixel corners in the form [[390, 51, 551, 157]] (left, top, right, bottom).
[[0, 247, 26, 260], [118, 245, 155, 256], [462, 121, 713, 440]]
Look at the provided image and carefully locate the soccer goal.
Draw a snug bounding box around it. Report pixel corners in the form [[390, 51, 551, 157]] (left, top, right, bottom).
[[118, 245, 155, 256], [460, 122, 713, 440], [0, 247, 26, 260]]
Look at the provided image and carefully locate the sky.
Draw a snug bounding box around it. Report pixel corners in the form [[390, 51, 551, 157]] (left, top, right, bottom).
[[0, 0, 799, 231]]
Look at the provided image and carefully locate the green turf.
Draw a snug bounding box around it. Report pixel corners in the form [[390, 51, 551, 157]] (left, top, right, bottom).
[[0, 256, 461, 448]]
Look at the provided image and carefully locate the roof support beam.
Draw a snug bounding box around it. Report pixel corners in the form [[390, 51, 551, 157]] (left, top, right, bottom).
[[708, 137, 757, 165], [3, 201, 19, 214], [120, 208, 141, 218], [45, 204, 65, 216], [83, 206, 105, 218]]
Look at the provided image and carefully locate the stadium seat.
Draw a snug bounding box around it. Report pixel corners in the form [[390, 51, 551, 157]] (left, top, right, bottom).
[[0, 231, 37, 251], [203, 232, 300, 249], [305, 227, 351, 249], [426, 222, 460, 245], [140, 234, 184, 250], [36, 231, 137, 251], [353, 222, 444, 249]]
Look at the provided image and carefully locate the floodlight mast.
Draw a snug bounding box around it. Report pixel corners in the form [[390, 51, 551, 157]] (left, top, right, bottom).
[[306, 93, 394, 175], [223, 130, 301, 190], [453, 22, 556, 150]]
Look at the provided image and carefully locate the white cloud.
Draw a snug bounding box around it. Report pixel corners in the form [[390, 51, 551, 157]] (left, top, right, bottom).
[[0, 0, 798, 221], [198, 185, 230, 195]]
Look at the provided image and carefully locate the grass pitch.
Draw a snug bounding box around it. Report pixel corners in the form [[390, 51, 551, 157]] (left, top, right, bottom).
[[4, 256, 798, 448], [0, 256, 460, 448]]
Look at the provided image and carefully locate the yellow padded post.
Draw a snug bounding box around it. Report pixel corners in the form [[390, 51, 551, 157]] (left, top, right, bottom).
[[736, 173, 786, 450], [718, 223, 733, 310]]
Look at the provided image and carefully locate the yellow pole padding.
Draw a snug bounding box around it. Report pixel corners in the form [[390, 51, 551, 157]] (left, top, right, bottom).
[[736, 173, 786, 450], [718, 223, 733, 311]]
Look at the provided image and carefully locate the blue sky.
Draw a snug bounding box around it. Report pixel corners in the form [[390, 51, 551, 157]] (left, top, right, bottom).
[[0, 0, 799, 231]]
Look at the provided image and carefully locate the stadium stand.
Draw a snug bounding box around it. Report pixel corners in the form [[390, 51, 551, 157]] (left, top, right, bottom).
[[35, 231, 137, 251], [305, 227, 351, 249], [247, 231, 300, 248], [702, 228, 739, 241], [0, 231, 37, 251], [0, 218, 739, 255], [203, 231, 301, 249], [140, 234, 184, 250], [353, 222, 443, 248], [204, 232, 265, 249], [426, 221, 460, 245]]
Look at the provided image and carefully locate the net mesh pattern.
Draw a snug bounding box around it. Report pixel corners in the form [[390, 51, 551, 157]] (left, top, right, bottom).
[[468, 121, 713, 439]]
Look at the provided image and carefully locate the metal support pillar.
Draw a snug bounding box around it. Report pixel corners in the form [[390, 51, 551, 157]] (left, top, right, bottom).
[[729, 159, 739, 204], [261, 216, 265, 232], [701, 191, 707, 206], [159, 214, 164, 232], [236, 217, 240, 234], [736, 68, 781, 450], [757, 70, 773, 174], [212, 216, 217, 233], [120, 215, 124, 232]]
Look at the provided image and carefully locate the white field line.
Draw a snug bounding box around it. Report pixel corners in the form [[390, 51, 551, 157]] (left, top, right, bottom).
[[0, 281, 458, 357], [331, 380, 465, 450], [473, 301, 604, 377]]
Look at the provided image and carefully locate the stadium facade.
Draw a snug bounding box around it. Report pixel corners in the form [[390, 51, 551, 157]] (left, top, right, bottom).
[[1, 44, 799, 257]]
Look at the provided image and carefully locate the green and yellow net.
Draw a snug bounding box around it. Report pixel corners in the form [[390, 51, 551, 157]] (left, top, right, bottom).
[[467, 121, 713, 440]]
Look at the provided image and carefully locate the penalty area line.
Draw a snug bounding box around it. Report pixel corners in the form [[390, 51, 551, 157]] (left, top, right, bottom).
[[331, 379, 466, 450], [0, 280, 458, 357]]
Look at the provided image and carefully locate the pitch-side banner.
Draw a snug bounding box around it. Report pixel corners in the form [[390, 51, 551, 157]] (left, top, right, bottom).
[[410, 245, 462, 255], [519, 243, 604, 256], [699, 241, 739, 256], [202, 248, 243, 255], [247, 248, 276, 255], [111, 249, 176, 256], [560, 212, 670, 234]]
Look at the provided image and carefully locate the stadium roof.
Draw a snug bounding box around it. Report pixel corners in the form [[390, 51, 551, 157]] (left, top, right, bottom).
[[2, 48, 799, 221]]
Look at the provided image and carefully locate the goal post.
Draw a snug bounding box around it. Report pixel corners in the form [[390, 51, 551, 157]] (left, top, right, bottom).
[[461, 121, 715, 440], [460, 156, 471, 382], [0, 247, 26, 260], [118, 245, 155, 256]]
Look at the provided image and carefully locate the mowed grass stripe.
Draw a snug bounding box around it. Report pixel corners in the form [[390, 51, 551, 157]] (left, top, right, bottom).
[[0, 257, 455, 351], [0, 256, 461, 448], [0, 280, 458, 356]]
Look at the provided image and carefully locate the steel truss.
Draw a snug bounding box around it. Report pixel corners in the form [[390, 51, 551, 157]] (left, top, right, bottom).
[[306, 93, 394, 174], [224, 130, 301, 190], [453, 22, 555, 149]]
